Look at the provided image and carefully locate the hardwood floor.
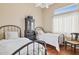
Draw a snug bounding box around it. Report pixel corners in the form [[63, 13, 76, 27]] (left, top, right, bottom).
[[47, 44, 79, 55]]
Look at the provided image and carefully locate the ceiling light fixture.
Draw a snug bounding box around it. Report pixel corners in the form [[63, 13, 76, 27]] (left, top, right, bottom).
[[35, 3, 53, 8]]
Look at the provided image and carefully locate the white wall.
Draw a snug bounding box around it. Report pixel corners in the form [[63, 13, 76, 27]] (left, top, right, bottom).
[[0, 3, 43, 36]]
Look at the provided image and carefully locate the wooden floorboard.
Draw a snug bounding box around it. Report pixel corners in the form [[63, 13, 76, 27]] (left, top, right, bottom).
[[47, 44, 79, 55]]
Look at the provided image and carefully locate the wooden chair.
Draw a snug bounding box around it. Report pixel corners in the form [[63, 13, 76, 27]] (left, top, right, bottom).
[[64, 33, 79, 54]]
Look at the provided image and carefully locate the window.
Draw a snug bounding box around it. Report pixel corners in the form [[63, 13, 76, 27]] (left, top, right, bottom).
[[54, 4, 78, 15], [52, 4, 79, 33]]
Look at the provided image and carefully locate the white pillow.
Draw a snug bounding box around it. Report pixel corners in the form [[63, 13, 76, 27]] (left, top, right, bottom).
[[5, 31, 19, 39], [37, 30, 44, 35]]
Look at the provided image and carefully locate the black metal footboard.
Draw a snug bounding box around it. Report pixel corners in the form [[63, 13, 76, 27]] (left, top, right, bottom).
[[12, 40, 47, 55]]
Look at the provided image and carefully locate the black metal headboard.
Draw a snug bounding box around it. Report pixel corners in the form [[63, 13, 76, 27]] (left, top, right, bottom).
[[0, 25, 21, 39]]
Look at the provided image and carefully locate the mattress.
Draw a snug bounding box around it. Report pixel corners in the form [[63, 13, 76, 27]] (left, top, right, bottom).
[[36, 33, 64, 52], [0, 38, 31, 55]]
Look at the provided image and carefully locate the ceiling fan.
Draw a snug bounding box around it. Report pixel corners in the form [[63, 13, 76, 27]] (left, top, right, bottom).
[[35, 3, 53, 8]]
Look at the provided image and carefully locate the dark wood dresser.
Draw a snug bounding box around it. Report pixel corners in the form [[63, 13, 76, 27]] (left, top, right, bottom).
[[24, 16, 36, 40]]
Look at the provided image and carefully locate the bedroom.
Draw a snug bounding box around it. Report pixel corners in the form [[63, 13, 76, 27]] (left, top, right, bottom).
[[0, 3, 79, 55]]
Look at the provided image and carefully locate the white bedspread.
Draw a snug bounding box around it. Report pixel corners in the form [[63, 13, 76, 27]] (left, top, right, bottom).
[[37, 33, 63, 52], [0, 38, 31, 55]]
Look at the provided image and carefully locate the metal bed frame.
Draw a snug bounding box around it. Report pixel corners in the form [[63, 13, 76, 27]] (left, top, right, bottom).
[[0, 25, 47, 55], [12, 40, 47, 55]]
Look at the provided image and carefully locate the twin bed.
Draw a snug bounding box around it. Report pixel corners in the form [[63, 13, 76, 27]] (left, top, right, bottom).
[[0, 25, 47, 55], [35, 27, 64, 52]]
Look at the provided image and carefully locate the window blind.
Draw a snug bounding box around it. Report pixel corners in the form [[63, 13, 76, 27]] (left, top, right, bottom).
[[52, 12, 79, 33]]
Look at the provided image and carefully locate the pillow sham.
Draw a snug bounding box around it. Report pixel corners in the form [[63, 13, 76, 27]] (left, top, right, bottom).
[[5, 31, 19, 39]]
